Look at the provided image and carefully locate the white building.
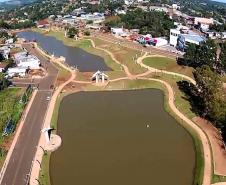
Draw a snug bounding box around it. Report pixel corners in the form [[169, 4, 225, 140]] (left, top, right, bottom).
[[111, 28, 124, 36], [79, 13, 105, 24], [172, 4, 180, 10], [170, 29, 181, 47], [194, 17, 214, 31], [14, 51, 28, 62], [5, 38, 14, 45], [14, 52, 40, 70], [17, 55, 40, 69], [0, 46, 10, 60], [7, 67, 27, 78], [153, 38, 168, 47], [149, 6, 168, 13]]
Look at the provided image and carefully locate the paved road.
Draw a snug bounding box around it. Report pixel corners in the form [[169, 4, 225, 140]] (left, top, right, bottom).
[[1, 43, 58, 185]]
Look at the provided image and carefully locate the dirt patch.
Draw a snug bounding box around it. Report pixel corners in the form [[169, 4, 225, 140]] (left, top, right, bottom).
[[193, 117, 226, 175]]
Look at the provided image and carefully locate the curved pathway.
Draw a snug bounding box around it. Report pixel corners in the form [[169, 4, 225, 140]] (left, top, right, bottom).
[[86, 39, 135, 79], [136, 52, 196, 85], [137, 77, 211, 185]]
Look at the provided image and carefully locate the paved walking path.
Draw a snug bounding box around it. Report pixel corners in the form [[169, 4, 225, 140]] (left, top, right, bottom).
[[87, 39, 135, 79], [138, 77, 211, 185]]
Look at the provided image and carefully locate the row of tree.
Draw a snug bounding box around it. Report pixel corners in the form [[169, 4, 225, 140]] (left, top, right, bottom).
[[180, 40, 226, 141], [0, 19, 35, 30], [183, 39, 226, 74]]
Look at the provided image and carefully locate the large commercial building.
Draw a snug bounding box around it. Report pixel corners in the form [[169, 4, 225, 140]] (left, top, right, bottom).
[[170, 28, 205, 51]]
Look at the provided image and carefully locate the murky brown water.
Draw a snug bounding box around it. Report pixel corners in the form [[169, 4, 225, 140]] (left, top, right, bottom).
[[50, 89, 195, 185]]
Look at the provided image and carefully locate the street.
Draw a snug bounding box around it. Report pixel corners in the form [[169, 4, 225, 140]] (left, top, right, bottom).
[[0, 43, 58, 185]]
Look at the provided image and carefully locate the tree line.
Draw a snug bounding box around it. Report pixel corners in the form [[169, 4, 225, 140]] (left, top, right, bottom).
[[105, 8, 174, 37], [179, 40, 226, 141]]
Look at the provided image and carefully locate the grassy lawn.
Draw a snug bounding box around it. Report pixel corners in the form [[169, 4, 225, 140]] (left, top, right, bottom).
[[53, 62, 71, 85], [0, 87, 25, 167], [0, 88, 24, 135], [212, 174, 226, 183], [92, 37, 147, 75], [143, 56, 194, 78], [156, 74, 196, 119], [39, 152, 51, 185]]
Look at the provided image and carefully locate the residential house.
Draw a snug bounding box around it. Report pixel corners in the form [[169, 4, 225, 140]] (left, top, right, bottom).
[[7, 67, 27, 78], [5, 38, 14, 45], [0, 46, 10, 60], [37, 19, 50, 28], [194, 17, 214, 32], [111, 28, 124, 36]]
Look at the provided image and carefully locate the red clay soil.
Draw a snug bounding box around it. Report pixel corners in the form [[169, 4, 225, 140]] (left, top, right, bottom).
[[193, 117, 226, 175]]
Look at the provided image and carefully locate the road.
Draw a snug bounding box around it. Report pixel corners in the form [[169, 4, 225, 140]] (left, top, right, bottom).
[[0, 43, 58, 185]]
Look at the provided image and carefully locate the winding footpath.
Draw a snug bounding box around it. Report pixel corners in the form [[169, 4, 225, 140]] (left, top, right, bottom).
[[138, 77, 212, 185], [136, 52, 196, 85]]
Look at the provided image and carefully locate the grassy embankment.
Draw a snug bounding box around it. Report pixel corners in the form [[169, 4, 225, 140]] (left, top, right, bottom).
[[0, 88, 25, 167], [143, 56, 194, 78]]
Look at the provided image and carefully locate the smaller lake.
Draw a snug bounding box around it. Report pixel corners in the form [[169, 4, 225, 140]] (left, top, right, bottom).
[[50, 89, 196, 185], [17, 31, 112, 72]]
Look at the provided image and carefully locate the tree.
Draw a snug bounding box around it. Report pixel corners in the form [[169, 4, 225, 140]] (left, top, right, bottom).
[[184, 39, 217, 68], [219, 42, 226, 73], [0, 73, 10, 91], [67, 27, 78, 38], [193, 65, 226, 124], [84, 30, 90, 36]]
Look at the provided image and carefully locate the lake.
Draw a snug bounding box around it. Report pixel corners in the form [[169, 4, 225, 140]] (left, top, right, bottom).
[[17, 31, 112, 72], [50, 89, 196, 185]]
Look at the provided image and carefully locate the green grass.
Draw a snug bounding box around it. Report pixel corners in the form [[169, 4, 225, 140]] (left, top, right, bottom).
[[53, 62, 71, 82], [39, 153, 51, 185], [143, 56, 194, 78], [212, 174, 226, 183], [0, 88, 24, 135], [92, 37, 147, 75], [0, 87, 25, 167]]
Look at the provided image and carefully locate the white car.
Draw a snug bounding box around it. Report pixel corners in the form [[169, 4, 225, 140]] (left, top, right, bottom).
[[46, 96, 51, 101]]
